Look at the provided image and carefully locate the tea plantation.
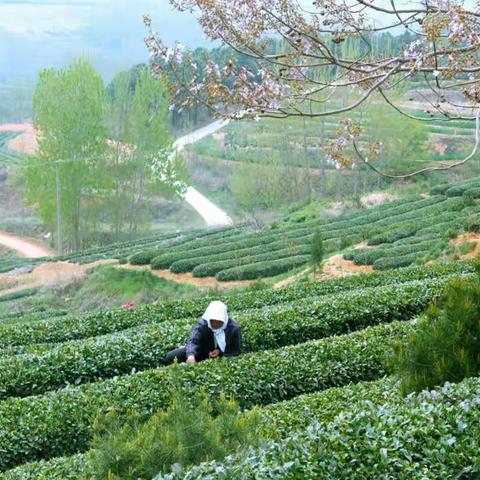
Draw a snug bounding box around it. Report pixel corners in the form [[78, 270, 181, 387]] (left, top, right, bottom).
[[0, 257, 478, 478], [1, 182, 480, 478], [4, 177, 480, 282], [126, 184, 480, 281], [0, 224, 255, 273]]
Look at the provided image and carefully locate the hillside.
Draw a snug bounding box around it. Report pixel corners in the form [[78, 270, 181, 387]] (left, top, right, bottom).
[[0, 179, 479, 477], [184, 106, 477, 222], [3, 175, 480, 300], [0, 258, 478, 477], [124, 178, 480, 282], [3, 2, 480, 478]]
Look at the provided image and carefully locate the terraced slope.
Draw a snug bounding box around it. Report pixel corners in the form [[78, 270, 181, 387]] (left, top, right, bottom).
[[128, 192, 480, 280], [0, 224, 253, 274], [0, 259, 475, 473], [4, 177, 478, 280], [345, 176, 480, 270]]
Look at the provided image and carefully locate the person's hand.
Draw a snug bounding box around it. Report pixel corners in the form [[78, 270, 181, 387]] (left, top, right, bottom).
[[186, 355, 196, 364], [209, 349, 221, 358]]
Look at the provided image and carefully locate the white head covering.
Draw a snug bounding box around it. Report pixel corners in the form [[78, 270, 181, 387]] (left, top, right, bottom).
[[203, 301, 228, 352]]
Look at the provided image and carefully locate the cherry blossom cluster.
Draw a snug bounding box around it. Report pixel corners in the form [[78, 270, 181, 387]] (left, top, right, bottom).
[[144, 1, 480, 176], [145, 1, 479, 119]]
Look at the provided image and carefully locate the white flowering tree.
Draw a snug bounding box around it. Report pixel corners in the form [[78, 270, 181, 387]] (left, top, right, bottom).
[[144, 1, 480, 178]]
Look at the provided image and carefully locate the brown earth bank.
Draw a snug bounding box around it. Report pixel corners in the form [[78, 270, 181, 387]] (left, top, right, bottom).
[[0, 259, 117, 298], [450, 232, 480, 259], [0, 123, 38, 155], [274, 243, 374, 289], [319, 253, 375, 279]]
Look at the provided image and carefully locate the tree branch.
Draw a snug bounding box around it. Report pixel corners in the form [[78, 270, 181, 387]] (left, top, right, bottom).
[[353, 107, 480, 179]]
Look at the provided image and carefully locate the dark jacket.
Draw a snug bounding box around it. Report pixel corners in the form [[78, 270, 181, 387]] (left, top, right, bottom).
[[185, 318, 243, 359]]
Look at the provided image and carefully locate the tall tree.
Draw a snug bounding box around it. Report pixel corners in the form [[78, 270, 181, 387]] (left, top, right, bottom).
[[26, 59, 107, 252], [105, 67, 187, 237]]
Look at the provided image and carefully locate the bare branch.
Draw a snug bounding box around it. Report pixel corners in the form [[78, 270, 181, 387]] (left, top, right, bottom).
[[353, 107, 480, 179]]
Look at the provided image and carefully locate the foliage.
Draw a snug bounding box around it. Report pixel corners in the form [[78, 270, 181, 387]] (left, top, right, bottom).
[[0, 277, 450, 398], [215, 255, 311, 281], [147, 194, 463, 279], [129, 249, 163, 265], [26, 58, 107, 251], [190, 246, 310, 277], [0, 258, 480, 475], [392, 262, 480, 394], [229, 155, 311, 216], [161, 377, 480, 480], [0, 259, 474, 350], [24, 60, 186, 252], [104, 67, 186, 238], [311, 229, 324, 275], [90, 372, 258, 479], [361, 104, 429, 175], [0, 454, 94, 480], [0, 288, 39, 304], [5, 376, 480, 480], [0, 320, 412, 470]]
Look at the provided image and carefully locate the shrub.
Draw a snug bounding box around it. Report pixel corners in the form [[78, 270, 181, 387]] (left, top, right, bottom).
[[392, 263, 480, 394], [0, 260, 475, 351], [465, 213, 480, 232], [151, 254, 168, 270], [90, 372, 259, 480], [464, 186, 480, 200], [6, 376, 480, 480], [149, 195, 447, 275], [0, 454, 94, 480], [0, 321, 413, 471], [0, 379, 392, 479], [129, 250, 162, 266], [373, 252, 425, 270], [215, 255, 311, 281], [192, 246, 310, 278], [348, 239, 435, 266], [0, 277, 450, 398], [429, 183, 451, 195], [161, 377, 480, 480]]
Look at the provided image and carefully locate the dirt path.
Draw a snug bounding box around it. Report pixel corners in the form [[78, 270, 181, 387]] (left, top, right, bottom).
[[0, 123, 38, 155], [3, 121, 233, 228], [118, 264, 255, 289], [0, 231, 52, 258], [0, 259, 117, 298]]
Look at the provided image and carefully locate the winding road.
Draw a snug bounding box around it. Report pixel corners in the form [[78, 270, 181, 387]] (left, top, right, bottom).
[[1, 119, 233, 231], [174, 119, 233, 226]]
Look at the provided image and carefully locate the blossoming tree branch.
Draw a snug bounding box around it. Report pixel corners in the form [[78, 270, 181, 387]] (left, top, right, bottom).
[[144, 0, 480, 177]]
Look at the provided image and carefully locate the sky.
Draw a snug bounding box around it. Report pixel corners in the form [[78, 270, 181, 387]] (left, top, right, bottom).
[[0, 0, 209, 86], [1, 0, 476, 88]]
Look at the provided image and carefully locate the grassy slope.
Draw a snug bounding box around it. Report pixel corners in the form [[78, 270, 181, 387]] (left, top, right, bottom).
[[33, 266, 203, 314]]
